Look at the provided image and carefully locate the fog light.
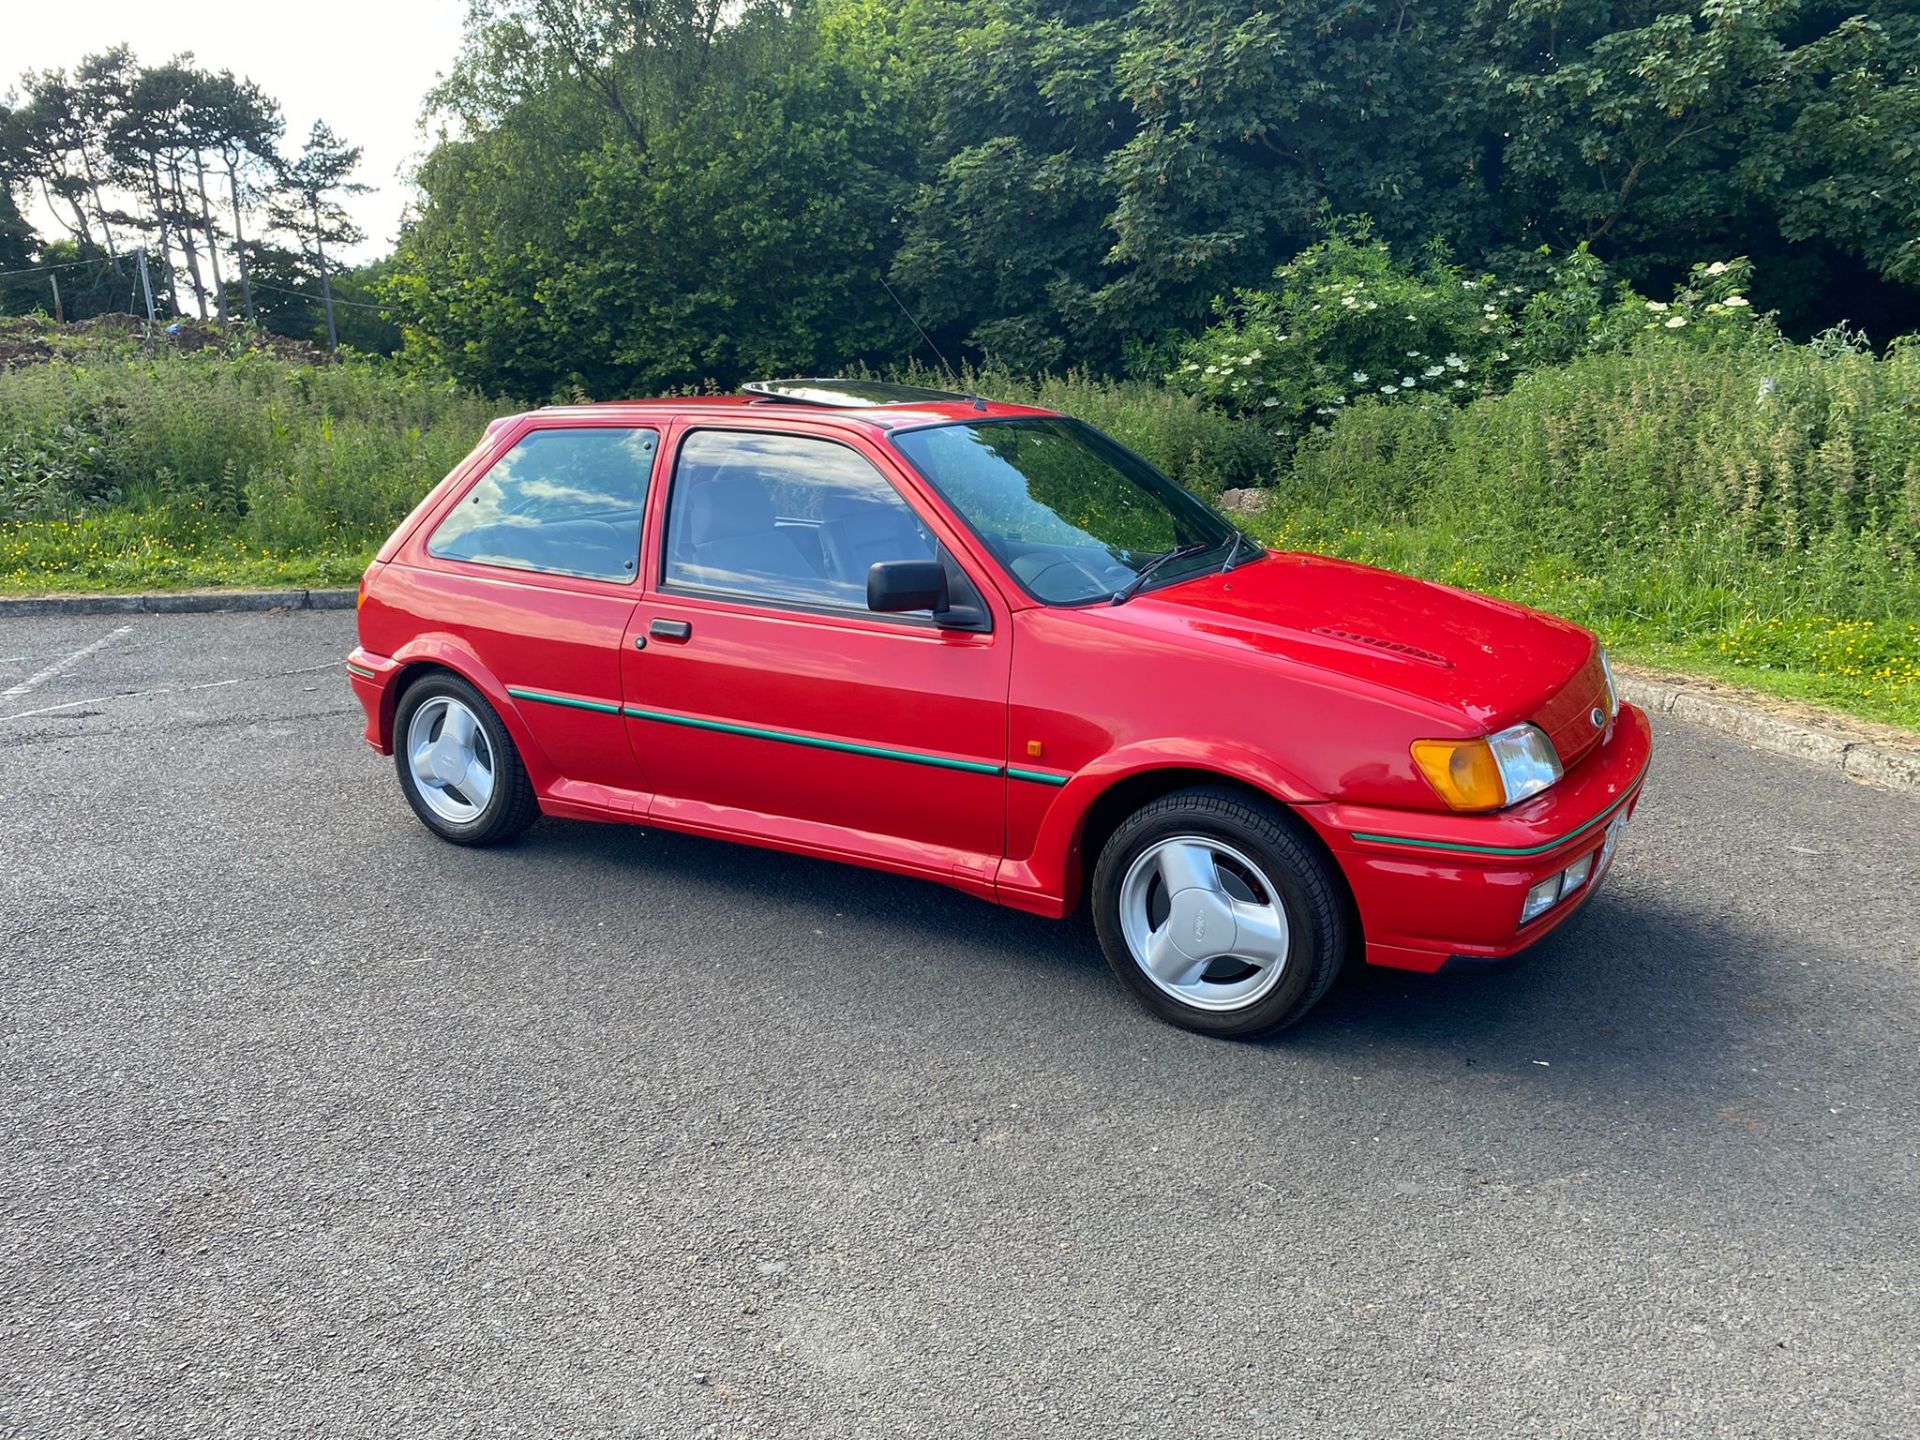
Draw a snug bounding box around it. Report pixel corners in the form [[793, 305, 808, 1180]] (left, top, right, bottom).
[[1522, 875, 1561, 924], [1561, 852, 1595, 894]]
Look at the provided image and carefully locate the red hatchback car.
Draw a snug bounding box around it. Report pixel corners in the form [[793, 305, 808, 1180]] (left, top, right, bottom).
[[348, 378, 1651, 1037]]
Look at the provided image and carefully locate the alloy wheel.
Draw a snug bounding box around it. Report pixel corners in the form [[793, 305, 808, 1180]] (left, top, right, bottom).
[[1117, 835, 1292, 1011], [405, 694, 496, 824]]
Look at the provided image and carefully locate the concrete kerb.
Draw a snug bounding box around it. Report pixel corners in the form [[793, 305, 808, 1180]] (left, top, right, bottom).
[[0, 589, 356, 618], [1618, 669, 1920, 797]]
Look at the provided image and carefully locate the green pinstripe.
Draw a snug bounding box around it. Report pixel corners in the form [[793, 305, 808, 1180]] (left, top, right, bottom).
[[622, 705, 1002, 775], [506, 686, 1072, 784], [344, 662, 376, 680], [1350, 787, 1638, 858], [1006, 767, 1070, 787], [505, 686, 622, 716]]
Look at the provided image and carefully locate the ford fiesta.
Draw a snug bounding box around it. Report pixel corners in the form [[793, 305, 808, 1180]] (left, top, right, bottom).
[[347, 378, 1651, 1037]]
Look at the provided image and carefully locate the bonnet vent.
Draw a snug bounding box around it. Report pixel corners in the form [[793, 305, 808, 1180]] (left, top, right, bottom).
[[1310, 627, 1453, 668]]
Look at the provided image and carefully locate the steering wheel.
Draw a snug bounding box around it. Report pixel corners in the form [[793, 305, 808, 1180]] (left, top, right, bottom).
[[1012, 550, 1121, 603]]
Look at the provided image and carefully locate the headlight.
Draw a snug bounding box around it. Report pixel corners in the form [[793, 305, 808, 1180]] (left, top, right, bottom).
[[1598, 646, 1620, 718], [1412, 723, 1564, 811], [1487, 723, 1564, 803]]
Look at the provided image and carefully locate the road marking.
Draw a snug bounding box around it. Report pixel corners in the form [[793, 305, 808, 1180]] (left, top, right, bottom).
[[0, 661, 337, 722], [1, 626, 133, 699]]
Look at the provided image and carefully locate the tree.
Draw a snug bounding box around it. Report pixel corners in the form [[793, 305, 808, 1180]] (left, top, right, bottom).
[[271, 121, 367, 349], [0, 122, 39, 315], [203, 71, 282, 323], [890, 0, 1130, 371], [390, 0, 919, 396]]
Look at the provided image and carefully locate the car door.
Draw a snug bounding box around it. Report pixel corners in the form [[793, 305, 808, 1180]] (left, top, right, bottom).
[[404, 419, 660, 807], [620, 422, 1012, 889]]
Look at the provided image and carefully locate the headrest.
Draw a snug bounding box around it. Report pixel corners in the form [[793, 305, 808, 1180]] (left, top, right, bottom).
[[682, 472, 777, 547]]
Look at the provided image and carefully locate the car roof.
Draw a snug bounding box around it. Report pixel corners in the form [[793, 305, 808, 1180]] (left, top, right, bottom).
[[515, 388, 1060, 436]]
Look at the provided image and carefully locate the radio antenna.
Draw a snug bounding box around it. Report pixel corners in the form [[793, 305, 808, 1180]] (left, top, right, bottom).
[[879, 275, 985, 411]]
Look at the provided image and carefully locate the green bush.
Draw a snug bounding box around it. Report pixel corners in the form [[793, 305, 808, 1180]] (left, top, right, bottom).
[[1173, 223, 1771, 436], [1172, 221, 1511, 426]]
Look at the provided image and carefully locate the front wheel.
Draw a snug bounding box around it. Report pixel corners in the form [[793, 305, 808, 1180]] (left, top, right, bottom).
[[1090, 787, 1348, 1038], [393, 672, 540, 846]]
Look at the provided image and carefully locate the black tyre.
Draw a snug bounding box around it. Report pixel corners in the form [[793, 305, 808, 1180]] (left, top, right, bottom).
[[1090, 786, 1348, 1038], [392, 671, 540, 846]]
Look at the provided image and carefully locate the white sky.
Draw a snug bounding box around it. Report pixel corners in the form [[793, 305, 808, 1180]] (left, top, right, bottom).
[[5, 0, 470, 264]]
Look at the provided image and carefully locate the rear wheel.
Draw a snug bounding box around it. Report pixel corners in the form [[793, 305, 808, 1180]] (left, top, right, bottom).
[[393, 673, 539, 845], [1090, 787, 1347, 1038]]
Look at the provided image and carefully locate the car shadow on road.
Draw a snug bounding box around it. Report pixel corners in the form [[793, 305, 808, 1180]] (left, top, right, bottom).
[[519, 817, 1830, 1099], [523, 815, 1105, 970]]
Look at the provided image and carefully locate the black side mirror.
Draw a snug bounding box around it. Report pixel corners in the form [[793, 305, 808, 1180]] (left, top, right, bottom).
[[867, 559, 949, 614]]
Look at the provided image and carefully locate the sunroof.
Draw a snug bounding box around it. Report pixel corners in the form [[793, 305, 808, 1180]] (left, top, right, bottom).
[[741, 378, 971, 408]]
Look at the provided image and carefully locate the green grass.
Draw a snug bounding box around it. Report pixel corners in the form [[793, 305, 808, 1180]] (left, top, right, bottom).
[[0, 345, 494, 594]]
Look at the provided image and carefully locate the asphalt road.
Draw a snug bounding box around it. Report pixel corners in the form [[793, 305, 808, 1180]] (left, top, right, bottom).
[[1, 610, 1916, 1439]]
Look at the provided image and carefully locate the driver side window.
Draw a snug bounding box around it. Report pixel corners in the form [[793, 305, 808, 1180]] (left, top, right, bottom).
[[429, 427, 658, 583], [663, 430, 939, 611]]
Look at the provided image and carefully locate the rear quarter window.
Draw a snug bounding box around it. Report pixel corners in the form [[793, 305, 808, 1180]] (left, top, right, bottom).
[[429, 427, 659, 583]]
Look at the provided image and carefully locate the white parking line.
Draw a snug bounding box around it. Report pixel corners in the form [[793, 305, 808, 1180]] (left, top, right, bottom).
[[0, 662, 338, 722], [0, 626, 133, 699]]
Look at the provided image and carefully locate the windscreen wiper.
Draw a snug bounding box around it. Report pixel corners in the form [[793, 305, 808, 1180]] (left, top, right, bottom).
[[1219, 528, 1246, 573], [1111, 541, 1215, 605]]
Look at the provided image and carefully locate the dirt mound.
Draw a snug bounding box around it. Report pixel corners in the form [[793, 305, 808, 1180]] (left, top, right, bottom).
[[0, 313, 338, 371]]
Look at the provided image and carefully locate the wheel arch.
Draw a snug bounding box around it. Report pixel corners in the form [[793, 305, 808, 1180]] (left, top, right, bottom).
[[1029, 758, 1360, 952], [380, 638, 560, 788], [1079, 766, 1363, 960]]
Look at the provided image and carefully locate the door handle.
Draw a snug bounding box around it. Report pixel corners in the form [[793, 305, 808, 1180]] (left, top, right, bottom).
[[649, 618, 693, 642]]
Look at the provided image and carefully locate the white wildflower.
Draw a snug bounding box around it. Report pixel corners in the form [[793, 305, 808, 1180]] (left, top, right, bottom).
[[1665, 316, 1688, 329], [1401, 376, 1416, 387], [1645, 301, 1669, 312], [1444, 353, 1465, 369], [1423, 365, 1444, 378], [1704, 261, 1729, 277], [1380, 384, 1398, 394], [1452, 378, 1466, 389], [1262, 398, 1280, 408], [1352, 370, 1369, 384], [1723, 295, 1750, 308]]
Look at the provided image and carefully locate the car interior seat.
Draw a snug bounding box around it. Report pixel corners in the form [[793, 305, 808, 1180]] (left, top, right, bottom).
[[818, 493, 935, 583], [676, 470, 821, 591]]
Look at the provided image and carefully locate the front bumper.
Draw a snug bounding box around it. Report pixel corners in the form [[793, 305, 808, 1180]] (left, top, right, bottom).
[[1319, 702, 1653, 974]]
